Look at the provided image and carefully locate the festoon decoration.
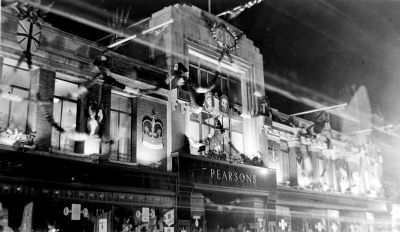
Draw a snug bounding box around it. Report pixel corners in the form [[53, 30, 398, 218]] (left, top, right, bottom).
[[201, 12, 243, 62]]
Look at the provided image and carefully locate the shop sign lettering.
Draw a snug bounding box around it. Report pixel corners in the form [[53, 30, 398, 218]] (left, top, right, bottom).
[[176, 154, 277, 191], [210, 168, 257, 184]]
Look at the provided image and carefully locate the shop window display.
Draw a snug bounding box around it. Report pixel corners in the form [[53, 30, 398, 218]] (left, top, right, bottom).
[[1, 198, 174, 232], [203, 193, 262, 232]]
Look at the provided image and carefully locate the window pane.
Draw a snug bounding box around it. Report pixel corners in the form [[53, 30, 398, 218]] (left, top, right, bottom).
[[231, 131, 243, 154], [188, 121, 200, 155], [111, 94, 131, 113], [0, 86, 11, 129], [200, 70, 207, 88], [207, 71, 215, 86], [59, 101, 77, 152], [201, 124, 211, 141], [189, 65, 198, 83], [230, 79, 242, 105], [214, 72, 222, 96], [201, 112, 214, 126], [9, 88, 29, 131], [221, 77, 228, 95], [119, 97, 131, 113], [230, 119, 243, 133], [54, 79, 79, 100], [118, 113, 131, 162], [51, 98, 62, 150], [222, 117, 229, 130], [110, 111, 119, 158]]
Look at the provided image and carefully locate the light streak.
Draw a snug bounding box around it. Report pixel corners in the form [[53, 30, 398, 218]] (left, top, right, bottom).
[[291, 103, 348, 116], [107, 19, 174, 49]]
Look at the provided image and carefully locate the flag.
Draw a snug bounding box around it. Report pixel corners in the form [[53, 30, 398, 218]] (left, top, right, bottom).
[[164, 209, 174, 227]]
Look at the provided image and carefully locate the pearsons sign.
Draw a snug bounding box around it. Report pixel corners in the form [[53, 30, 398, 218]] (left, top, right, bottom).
[[174, 154, 277, 192]]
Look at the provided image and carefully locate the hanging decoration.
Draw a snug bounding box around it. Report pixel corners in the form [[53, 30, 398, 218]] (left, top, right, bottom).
[[202, 12, 243, 63], [142, 111, 164, 149], [219, 94, 229, 114], [6, 0, 55, 69], [203, 91, 214, 113], [87, 103, 103, 137], [33, 54, 160, 154]]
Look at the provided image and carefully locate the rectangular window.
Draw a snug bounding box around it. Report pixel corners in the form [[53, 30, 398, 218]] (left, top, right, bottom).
[[51, 79, 78, 152], [110, 93, 132, 162], [186, 55, 244, 159], [279, 141, 290, 185], [0, 65, 31, 132], [189, 61, 243, 106]]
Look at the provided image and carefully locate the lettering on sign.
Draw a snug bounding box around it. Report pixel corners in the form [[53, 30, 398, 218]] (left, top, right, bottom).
[[210, 168, 257, 184]]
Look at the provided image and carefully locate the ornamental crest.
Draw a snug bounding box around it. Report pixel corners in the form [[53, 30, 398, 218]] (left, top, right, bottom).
[[202, 12, 243, 62], [142, 111, 163, 149]]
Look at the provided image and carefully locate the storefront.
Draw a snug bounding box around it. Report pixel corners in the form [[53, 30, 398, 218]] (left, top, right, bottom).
[[172, 153, 277, 232], [0, 147, 176, 232], [276, 186, 389, 232]]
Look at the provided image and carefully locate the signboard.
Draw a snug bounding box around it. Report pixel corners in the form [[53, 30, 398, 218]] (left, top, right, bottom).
[[175, 154, 276, 192], [71, 204, 81, 220], [99, 219, 107, 232], [142, 207, 150, 222]]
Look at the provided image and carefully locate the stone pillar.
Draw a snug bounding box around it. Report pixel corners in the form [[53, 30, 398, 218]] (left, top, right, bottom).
[[258, 123, 269, 168], [266, 197, 277, 232], [288, 141, 300, 187], [308, 145, 321, 187]]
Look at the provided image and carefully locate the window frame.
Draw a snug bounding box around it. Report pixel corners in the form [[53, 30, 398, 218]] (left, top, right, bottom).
[[110, 92, 133, 162], [51, 79, 78, 152]]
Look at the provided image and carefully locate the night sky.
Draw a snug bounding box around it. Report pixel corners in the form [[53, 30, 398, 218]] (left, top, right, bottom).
[[45, 0, 400, 125]]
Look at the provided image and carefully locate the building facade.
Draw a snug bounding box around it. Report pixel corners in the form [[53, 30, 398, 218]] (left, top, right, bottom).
[[0, 3, 390, 232]]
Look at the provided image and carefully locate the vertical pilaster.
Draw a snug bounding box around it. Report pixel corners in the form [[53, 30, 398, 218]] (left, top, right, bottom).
[[99, 83, 112, 158], [288, 141, 299, 187], [266, 197, 277, 232]]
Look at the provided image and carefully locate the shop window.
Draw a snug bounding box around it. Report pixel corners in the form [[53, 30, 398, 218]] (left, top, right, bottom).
[[110, 93, 132, 162], [203, 193, 259, 232], [1, 198, 174, 232], [51, 79, 78, 153], [0, 65, 31, 132]]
